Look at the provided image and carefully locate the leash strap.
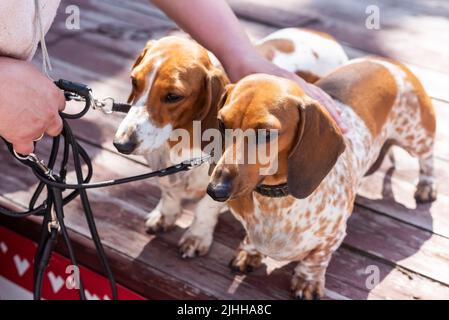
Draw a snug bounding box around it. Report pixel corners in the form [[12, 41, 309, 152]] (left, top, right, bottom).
[[0, 79, 210, 300]]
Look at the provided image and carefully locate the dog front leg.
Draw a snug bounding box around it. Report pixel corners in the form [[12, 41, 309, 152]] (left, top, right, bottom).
[[291, 248, 335, 300], [145, 190, 183, 233], [179, 195, 225, 258], [229, 236, 265, 273]]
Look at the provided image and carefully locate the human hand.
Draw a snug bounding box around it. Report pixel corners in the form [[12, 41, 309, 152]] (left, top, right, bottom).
[[222, 51, 347, 133], [0, 57, 65, 155]]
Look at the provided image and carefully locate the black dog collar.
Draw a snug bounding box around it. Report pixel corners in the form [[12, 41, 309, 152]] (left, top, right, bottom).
[[255, 183, 289, 198]]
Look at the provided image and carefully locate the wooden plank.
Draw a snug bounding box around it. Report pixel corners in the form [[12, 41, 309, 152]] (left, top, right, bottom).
[[347, 206, 449, 287], [3, 138, 449, 299], [0, 204, 207, 300], [357, 147, 449, 237], [12, 0, 449, 299]]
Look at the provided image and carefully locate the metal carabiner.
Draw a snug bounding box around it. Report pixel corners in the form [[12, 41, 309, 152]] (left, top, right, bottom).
[[92, 96, 115, 115], [48, 208, 61, 232], [13, 151, 57, 181], [184, 154, 212, 169]]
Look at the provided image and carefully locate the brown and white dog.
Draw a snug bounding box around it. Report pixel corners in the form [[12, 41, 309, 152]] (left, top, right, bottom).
[[113, 28, 348, 258], [207, 57, 437, 299]]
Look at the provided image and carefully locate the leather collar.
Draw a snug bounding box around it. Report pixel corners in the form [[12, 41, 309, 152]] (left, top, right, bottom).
[[254, 183, 289, 198]]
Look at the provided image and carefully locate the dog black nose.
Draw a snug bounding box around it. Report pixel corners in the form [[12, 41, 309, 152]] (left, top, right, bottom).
[[207, 182, 231, 202], [113, 140, 136, 155]]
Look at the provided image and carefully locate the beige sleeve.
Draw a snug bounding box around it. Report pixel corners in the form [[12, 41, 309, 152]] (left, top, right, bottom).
[[0, 0, 60, 61]]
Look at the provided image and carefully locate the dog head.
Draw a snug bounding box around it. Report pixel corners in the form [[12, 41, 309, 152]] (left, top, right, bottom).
[[207, 74, 345, 201], [113, 36, 228, 155]]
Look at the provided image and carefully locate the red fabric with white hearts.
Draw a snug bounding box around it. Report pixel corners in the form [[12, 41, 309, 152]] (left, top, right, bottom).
[[0, 225, 144, 300]]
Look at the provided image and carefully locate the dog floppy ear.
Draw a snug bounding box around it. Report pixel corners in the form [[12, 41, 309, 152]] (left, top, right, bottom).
[[287, 98, 345, 199], [200, 69, 230, 163], [205, 81, 233, 176], [127, 41, 154, 103], [132, 40, 154, 70], [199, 69, 229, 121], [217, 84, 234, 111]]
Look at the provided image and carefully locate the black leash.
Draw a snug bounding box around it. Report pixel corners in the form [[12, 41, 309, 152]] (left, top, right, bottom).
[[0, 79, 211, 300]]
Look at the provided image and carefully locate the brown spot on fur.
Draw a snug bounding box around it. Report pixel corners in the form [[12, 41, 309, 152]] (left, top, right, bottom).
[[331, 216, 344, 234], [228, 195, 255, 222], [305, 210, 311, 219], [316, 201, 326, 214], [284, 220, 293, 233], [317, 60, 399, 137], [256, 38, 295, 62], [295, 70, 320, 83]]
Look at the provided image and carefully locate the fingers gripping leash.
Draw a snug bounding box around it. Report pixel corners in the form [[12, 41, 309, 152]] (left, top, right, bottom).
[[0, 79, 212, 300]]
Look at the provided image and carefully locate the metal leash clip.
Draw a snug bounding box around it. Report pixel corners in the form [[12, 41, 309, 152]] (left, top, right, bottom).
[[55, 79, 130, 115], [183, 154, 213, 169], [48, 209, 61, 232], [13, 151, 57, 182], [92, 96, 115, 115]]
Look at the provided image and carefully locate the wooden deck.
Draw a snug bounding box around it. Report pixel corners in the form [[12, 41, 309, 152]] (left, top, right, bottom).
[[1, 0, 449, 299]]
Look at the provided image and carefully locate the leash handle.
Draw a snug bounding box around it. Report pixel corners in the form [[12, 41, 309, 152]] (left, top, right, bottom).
[[55, 79, 91, 98], [55, 79, 92, 119]]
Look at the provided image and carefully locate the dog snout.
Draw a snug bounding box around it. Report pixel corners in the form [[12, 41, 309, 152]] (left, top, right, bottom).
[[113, 139, 137, 155], [207, 182, 232, 202], [207, 166, 235, 202]]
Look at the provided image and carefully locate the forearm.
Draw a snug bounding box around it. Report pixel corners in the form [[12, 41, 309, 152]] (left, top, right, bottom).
[[151, 0, 255, 70]]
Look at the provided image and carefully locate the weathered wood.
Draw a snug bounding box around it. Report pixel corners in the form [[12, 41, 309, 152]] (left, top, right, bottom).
[[2, 0, 448, 300], [357, 147, 449, 236], [2, 138, 449, 299]]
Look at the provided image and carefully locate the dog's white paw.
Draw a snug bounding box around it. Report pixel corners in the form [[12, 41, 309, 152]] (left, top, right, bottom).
[[145, 209, 176, 234], [291, 274, 325, 300], [178, 231, 212, 258]]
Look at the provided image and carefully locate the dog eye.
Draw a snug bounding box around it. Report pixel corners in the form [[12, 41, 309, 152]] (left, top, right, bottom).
[[164, 93, 184, 103]]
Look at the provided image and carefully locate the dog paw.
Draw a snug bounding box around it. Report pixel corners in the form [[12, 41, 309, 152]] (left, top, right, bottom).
[[414, 181, 437, 203], [145, 210, 175, 234], [291, 275, 324, 300], [229, 249, 263, 273], [178, 231, 212, 258]]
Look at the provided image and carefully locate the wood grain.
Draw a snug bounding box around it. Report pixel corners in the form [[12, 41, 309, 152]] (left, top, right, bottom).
[[1, 0, 448, 300]]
